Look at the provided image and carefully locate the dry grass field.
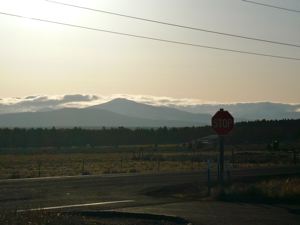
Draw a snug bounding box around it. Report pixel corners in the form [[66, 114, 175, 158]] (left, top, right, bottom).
[[219, 176, 300, 204], [0, 144, 297, 179]]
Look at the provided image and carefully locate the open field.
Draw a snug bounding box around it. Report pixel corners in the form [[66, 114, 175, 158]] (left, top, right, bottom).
[[0, 144, 298, 179]]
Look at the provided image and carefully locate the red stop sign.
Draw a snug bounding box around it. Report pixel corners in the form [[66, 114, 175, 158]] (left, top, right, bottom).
[[212, 109, 234, 135]]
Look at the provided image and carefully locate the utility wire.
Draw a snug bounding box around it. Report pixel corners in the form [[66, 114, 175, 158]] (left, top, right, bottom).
[[242, 0, 300, 13], [45, 0, 300, 48], [0, 11, 299, 61]]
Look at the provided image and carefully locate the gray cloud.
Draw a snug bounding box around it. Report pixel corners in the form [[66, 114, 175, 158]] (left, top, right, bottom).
[[62, 94, 98, 102], [25, 96, 38, 99]]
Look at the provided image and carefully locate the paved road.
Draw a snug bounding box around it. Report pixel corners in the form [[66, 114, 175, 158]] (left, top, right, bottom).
[[0, 166, 299, 211]]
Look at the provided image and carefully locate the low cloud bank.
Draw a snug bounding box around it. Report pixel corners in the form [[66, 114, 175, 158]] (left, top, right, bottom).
[[0, 94, 299, 120], [0, 94, 100, 114]]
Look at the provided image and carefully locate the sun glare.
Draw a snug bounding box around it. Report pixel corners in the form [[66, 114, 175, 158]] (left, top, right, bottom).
[[1, 0, 81, 27]]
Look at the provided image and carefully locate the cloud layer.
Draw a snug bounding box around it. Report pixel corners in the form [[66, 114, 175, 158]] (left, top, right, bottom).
[[0, 94, 100, 114], [0, 94, 215, 114], [0, 94, 299, 120]]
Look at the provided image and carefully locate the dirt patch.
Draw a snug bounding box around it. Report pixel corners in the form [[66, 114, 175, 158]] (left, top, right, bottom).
[[77, 211, 189, 225], [144, 182, 207, 200], [0, 210, 189, 225]]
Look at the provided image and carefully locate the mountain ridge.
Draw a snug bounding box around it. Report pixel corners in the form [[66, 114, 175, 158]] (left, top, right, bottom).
[[89, 98, 211, 123], [0, 98, 299, 128], [0, 100, 209, 127]]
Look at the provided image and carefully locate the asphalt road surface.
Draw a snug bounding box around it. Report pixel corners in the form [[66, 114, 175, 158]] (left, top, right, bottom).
[[0, 166, 299, 212]]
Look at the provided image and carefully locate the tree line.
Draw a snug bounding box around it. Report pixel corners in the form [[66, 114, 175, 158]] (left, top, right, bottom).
[[0, 126, 212, 148], [0, 119, 299, 148], [227, 119, 300, 144]]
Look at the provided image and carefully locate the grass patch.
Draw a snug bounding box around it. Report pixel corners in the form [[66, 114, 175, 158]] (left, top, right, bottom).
[[218, 176, 300, 204], [144, 175, 300, 205]]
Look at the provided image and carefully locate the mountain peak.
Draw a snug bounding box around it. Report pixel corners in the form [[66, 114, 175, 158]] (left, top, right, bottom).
[[107, 98, 138, 104], [90, 98, 210, 124]]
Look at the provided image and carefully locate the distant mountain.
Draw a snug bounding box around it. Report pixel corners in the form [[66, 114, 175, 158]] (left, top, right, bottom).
[[90, 98, 211, 124], [173, 102, 300, 121], [0, 107, 207, 128], [1, 95, 299, 122], [0, 98, 299, 128]]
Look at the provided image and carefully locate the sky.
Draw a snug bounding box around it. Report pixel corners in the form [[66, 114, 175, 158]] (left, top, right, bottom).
[[0, 0, 300, 103]]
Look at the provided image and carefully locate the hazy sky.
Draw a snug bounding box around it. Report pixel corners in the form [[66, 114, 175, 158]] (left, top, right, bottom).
[[0, 0, 299, 103]]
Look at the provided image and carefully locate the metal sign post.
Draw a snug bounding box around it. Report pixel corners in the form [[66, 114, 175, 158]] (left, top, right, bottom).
[[219, 135, 224, 183], [207, 160, 211, 196], [212, 109, 234, 184]]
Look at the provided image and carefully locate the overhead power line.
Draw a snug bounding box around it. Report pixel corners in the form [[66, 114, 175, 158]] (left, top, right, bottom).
[[0, 11, 299, 61], [45, 0, 300, 48], [242, 0, 300, 13]]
